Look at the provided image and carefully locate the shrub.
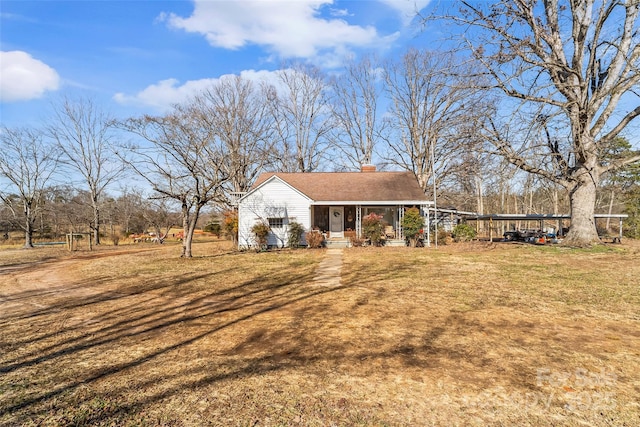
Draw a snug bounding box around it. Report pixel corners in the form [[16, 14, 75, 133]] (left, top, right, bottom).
[[223, 210, 238, 245], [439, 228, 451, 244], [251, 221, 270, 250], [349, 235, 366, 247], [305, 231, 325, 249], [452, 223, 477, 242], [288, 221, 305, 249], [430, 227, 450, 245], [402, 207, 424, 247], [362, 213, 385, 246], [204, 222, 222, 238]]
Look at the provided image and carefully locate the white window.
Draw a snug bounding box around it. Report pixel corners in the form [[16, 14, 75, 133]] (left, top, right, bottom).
[[268, 217, 284, 229]]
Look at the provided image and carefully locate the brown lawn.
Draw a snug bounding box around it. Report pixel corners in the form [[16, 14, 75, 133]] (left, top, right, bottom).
[[0, 240, 639, 426]]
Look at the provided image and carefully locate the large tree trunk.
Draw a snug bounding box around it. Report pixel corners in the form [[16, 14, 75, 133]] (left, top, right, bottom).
[[180, 203, 202, 258], [182, 227, 193, 257], [563, 170, 601, 247], [23, 224, 34, 249], [93, 205, 101, 245], [183, 218, 199, 257], [23, 203, 34, 249], [180, 202, 191, 258]]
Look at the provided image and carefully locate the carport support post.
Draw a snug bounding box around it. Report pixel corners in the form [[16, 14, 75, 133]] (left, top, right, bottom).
[[426, 208, 431, 247], [489, 217, 493, 242], [619, 218, 624, 240]]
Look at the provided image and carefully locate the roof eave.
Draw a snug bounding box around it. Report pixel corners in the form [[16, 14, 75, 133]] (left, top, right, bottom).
[[238, 175, 313, 204], [311, 200, 433, 205]]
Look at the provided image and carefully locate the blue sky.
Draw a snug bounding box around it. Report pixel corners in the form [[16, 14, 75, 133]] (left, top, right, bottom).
[[1, 0, 435, 127]]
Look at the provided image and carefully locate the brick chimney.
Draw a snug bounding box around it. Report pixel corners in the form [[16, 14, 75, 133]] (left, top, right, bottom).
[[361, 164, 376, 172]]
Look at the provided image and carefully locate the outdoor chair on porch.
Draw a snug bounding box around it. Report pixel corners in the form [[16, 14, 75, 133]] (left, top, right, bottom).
[[384, 226, 395, 239]]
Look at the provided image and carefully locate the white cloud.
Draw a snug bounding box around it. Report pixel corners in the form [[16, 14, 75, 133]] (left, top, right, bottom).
[[113, 69, 284, 110], [0, 51, 60, 102], [378, 0, 432, 25], [113, 78, 215, 109], [329, 8, 351, 17], [164, 0, 391, 61]]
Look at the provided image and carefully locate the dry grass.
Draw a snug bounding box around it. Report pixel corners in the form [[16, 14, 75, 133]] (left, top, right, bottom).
[[0, 240, 639, 426]]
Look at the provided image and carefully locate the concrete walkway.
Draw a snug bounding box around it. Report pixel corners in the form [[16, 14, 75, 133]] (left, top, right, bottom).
[[313, 248, 343, 286]]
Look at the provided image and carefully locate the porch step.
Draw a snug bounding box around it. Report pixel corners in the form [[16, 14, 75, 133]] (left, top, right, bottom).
[[324, 238, 406, 248], [325, 239, 349, 248]]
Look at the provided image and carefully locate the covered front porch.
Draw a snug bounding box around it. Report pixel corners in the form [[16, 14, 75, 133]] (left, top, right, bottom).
[[311, 204, 427, 246]]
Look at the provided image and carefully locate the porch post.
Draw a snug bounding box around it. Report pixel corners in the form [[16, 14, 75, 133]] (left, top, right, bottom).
[[398, 205, 405, 240], [425, 206, 431, 247], [356, 205, 362, 238]]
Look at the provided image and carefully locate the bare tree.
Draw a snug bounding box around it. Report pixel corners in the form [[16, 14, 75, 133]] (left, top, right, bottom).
[[142, 198, 179, 244], [118, 101, 228, 258], [0, 127, 60, 248], [272, 63, 335, 172], [434, 0, 640, 246], [383, 49, 487, 194], [330, 55, 385, 169], [49, 186, 95, 236], [112, 188, 145, 235], [451, 133, 495, 213], [195, 76, 277, 206], [0, 201, 12, 241], [48, 96, 124, 245]]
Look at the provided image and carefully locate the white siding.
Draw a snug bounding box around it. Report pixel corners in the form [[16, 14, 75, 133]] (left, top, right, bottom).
[[238, 178, 312, 249]]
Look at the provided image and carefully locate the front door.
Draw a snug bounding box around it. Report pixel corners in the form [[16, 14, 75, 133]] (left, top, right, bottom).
[[329, 206, 344, 238]]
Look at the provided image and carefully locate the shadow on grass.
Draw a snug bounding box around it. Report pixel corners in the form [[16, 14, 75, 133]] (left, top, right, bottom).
[[0, 247, 578, 425], [0, 252, 350, 421]]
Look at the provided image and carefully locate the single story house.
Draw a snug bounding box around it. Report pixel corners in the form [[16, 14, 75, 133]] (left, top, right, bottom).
[[237, 165, 432, 249]]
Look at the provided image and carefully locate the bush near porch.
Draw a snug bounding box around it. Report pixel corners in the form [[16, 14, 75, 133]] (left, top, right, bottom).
[[361, 212, 385, 246], [402, 207, 424, 247]]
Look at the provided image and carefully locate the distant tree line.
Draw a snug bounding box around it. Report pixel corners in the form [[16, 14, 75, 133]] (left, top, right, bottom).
[[1, 0, 639, 252]]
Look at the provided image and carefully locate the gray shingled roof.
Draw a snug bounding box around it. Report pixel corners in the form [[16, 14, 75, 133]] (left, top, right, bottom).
[[251, 171, 429, 202]]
